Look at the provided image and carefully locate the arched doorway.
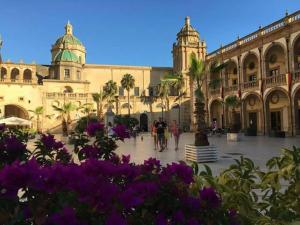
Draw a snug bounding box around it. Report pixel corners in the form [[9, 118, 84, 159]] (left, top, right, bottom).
[[140, 113, 148, 132], [265, 89, 290, 135], [243, 93, 263, 134], [170, 104, 180, 125], [210, 99, 223, 128], [4, 104, 29, 119], [293, 35, 300, 74]]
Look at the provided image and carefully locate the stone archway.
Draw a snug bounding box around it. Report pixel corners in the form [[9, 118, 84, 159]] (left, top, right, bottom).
[[23, 69, 32, 80], [210, 99, 223, 128], [242, 93, 263, 134], [4, 104, 29, 119], [11, 68, 20, 81], [265, 88, 290, 135], [1, 67, 7, 80], [264, 44, 287, 77], [242, 52, 259, 83], [140, 113, 148, 132]]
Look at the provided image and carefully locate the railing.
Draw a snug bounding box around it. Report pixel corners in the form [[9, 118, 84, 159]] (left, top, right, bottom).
[[209, 88, 220, 95], [243, 80, 259, 90], [207, 10, 300, 58], [265, 74, 287, 87], [45, 92, 90, 99], [224, 85, 238, 93], [0, 78, 36, 84], [293, 71, 300, 82]]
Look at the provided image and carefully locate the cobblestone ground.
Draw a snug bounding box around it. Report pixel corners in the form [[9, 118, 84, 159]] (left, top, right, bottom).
[[28, 132, 300, 175], [115, 132, 300, 175]]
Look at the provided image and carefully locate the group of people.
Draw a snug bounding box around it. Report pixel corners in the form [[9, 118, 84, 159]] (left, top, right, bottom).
[[151, 117, 181, 152]]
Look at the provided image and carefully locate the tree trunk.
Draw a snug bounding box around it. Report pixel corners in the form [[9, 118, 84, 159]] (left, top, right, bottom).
[[128, 91, 130, 116], [96, 102, 100, 119], [194, 99, 209, 146], [189, 76, 195, 131], [62, 118, 68, 136], [37, 115, 41, 133], [150, 103, 153, 124]]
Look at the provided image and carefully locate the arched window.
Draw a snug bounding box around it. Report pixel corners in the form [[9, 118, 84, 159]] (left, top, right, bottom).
[[11, 68, 20, 81], [1, 67, 7, 80], [23, 69, 32, 80]]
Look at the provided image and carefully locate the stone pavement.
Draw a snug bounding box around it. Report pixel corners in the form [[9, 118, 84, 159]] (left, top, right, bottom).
[[116, 132, 300, 175]]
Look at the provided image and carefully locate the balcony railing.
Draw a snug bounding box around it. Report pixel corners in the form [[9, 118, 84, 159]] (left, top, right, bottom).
[[209, 88, 220, 96], [224, 85, 238, 93], [243, 80, 259, 90], [293, 71, 300, 82], [0, 79, 36, 84], [45, 92, 89, 100], [265, 74, 286, 87]]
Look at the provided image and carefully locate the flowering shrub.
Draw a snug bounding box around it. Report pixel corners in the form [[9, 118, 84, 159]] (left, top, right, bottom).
[[0, 127, 241, 225]]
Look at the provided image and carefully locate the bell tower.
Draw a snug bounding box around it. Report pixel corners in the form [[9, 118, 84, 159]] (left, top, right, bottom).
[[172, 16, 206, 73], [172, 17, 206, 128]]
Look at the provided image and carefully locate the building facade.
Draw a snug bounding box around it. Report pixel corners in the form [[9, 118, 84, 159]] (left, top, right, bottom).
[[0, 10, 300, 136]]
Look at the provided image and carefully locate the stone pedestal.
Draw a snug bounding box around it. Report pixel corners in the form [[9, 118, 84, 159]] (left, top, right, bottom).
[[227, 133, 241, 142], [185, 144, 218, 163]]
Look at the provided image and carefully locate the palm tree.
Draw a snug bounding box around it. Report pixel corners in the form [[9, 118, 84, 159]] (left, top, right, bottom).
[[103, 80, 118, 110], [158, 80, 171, 121], [121, 74, 135, 116], [225, 95, 241, 133], [29, 106, 44, 133], [188, 55, 225, 146], [92, 90, 106, 121], [140, 90, 157, 123], [159, 72, 185, 123], [52, 102, 76, 136]]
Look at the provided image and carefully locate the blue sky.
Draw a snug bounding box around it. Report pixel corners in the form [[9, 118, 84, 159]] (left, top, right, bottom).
[[0, 0, 299, 67]]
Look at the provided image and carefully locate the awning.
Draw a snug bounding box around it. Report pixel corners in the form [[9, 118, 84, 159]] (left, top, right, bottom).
[[0, 117, 32, 126]]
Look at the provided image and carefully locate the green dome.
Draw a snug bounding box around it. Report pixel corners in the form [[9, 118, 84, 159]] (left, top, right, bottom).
[[54, 50, 79, 63], [55, 34, 83, 46]]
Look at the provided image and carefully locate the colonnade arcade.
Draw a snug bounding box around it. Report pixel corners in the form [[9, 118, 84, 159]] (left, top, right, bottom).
[[207, 33, 300, 136]]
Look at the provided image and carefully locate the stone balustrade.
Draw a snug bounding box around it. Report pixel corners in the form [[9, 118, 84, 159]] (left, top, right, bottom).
[[0, 79, 37, 84], [243, 80, 259, 90], [224, 85, 238, 93], [45, 92, 89, 100], [265, 74, 287, 87]]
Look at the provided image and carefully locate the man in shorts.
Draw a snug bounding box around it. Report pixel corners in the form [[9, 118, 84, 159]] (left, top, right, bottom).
[[155, 117, 167, 152]]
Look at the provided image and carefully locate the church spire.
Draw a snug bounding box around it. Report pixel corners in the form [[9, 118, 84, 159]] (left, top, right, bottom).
[[65, 20, 73, 35]]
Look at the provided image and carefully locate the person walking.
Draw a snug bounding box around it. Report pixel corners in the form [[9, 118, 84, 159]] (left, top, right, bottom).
[[155, 117, 166, 152], [151, 120, 158, 150], [171, 120, 181, 150], [164, 124, 170, 150]]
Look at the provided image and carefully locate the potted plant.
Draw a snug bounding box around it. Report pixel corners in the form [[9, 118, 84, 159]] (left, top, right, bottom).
[[225, 95, 241, 141], [185, 55, 225, 163]]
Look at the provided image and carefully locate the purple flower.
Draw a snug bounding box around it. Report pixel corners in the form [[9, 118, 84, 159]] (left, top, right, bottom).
[[112, 124, 130, 141], [143, 158, 161, 172], [156, 213, 167, 225], [106, 211, 126, 225], [161, 162, 194, 184], [40, 134, 64, 149], [121, 155, 130, 164], [81, 145, 100, 159], [199, 187, 221, 209], [46, 207, 81, 225], [86, 122, 104, 136], [173, 210, 185, 223], [187, 218, 200, 225]]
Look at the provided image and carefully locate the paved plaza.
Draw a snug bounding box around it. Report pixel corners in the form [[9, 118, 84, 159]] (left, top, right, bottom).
[[115, 133, 300, 174]]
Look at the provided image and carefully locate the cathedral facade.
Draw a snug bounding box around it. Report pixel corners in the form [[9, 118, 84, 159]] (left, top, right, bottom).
[[0, 10, 300, 136]]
